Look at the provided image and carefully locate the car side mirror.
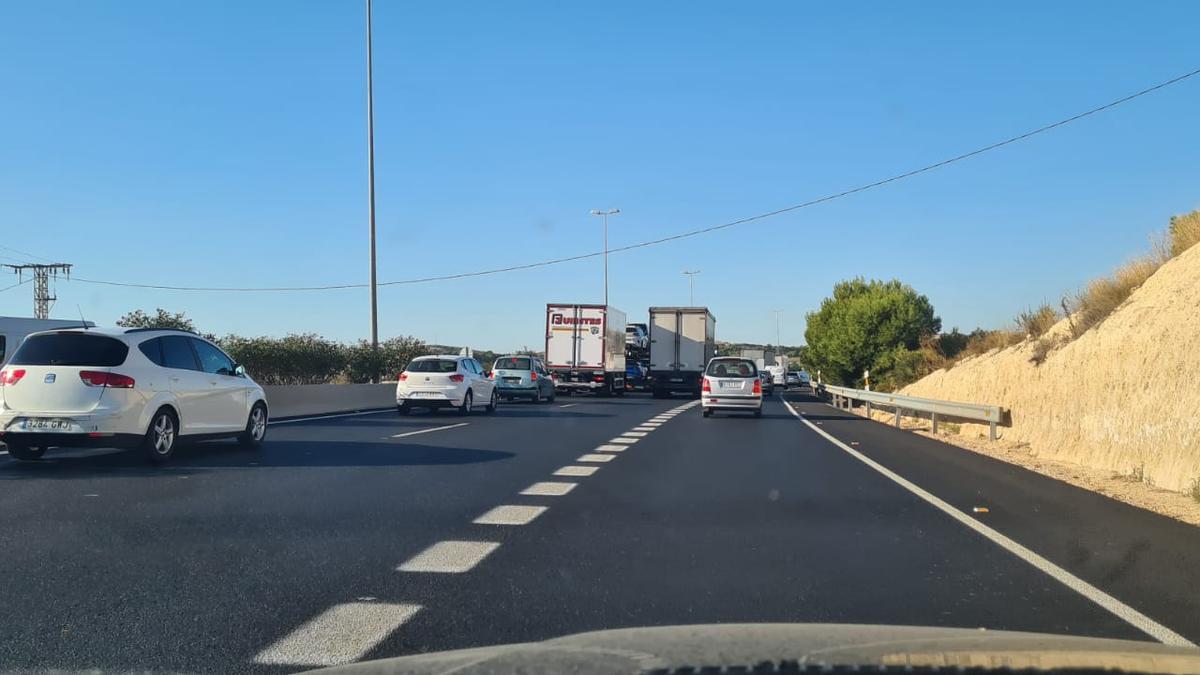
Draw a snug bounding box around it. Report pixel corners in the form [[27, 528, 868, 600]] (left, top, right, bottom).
[[234, 364, 247, 377]]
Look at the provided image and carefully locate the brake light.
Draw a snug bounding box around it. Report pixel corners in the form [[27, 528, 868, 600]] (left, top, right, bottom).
[[593, 374, 605, 382], [0, 368, 26, 386], [753, 378, 762, 395], [530, 371, 538, 380], [702, 377, 711, 392], [79, 371, 136, 388], [488, 371, 494, 379], [399, 373, 408, 381], [449, 374, 465, 382]]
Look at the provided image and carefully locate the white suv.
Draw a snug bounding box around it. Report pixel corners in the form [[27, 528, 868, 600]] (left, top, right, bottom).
[[396, 355, 497, 415], [0, 327, 268, 463]]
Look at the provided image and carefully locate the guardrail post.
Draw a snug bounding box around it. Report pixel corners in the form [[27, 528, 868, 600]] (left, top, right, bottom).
[[865, 400, 872, 416], [989, 421, 997, 441], [931, 412, 938, 434], [894, 407, 902, 427]]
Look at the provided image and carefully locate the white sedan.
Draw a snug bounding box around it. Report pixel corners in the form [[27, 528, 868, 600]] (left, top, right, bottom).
[[396, 355, 498, 415]]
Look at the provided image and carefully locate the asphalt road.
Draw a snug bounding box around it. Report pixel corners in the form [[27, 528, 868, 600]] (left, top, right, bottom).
[[1, 389, 1198, 673]]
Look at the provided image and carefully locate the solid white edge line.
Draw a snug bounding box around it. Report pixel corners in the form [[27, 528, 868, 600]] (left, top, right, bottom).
[[269, 409, 395, 425], [253, 602, 422, 666], [780, 397, 1193, 647], [391, 422, 469, 438]]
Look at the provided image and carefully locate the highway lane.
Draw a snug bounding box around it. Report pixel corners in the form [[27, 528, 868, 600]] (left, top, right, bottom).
[[1, 390, 1197, 673], [0, 395, 678, 674]]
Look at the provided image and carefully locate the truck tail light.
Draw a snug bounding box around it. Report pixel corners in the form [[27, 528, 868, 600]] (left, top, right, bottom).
[[449, 374, 465, 382], [79, 371, 136, 388], [594, 374, 605, 383], [399, 373, 408, 381], [702, 377, 711, 393], [753, 378, 762, 395], [0, 368, 26, 386]]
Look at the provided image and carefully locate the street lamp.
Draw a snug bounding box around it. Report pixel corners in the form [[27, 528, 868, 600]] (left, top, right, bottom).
[[773, 309, 783, 348], [366, 0, 379, 361], [590, 209, 620, 306], [682, 269, 701, 305]]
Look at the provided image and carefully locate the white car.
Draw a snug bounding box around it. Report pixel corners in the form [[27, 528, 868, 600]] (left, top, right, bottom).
[[0, 327, 268, 463], [701, 357, 763, 418], [396, 355, 498, 415]]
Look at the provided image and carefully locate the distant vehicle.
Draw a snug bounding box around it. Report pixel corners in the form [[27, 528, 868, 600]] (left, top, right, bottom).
[[648, 307, 716, 398], [786, 371, 801, 387], [0, 317, 94, 366], [625, 362, 648, 390], [491, 355, 555, 403], [545, 304, 627, 396], [397, 355, 498, 415], [701, 357, 762, 418], [764, 364, 785, 387], [759, 371, 774, 395], [0, 327, 267, 463], [798, 370, 812, 387], [625, 323, 649, 351]]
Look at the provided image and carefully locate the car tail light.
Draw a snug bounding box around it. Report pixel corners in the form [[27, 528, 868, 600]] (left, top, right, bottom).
[[702, 377, 711, 392], [399, 372, 408, 381], [449, 374, 465, 382], [0, 368, 26, 386], [530, 371, 538, 381], [488, 371, 494, 379], [753, 378, 762, 395], [79, 371, 136, 388]]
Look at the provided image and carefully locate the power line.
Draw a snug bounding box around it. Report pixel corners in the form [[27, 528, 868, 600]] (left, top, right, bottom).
[[0, 244, 54, 263], [66, 65, 1200, 294], [0, 277, 32, 294]]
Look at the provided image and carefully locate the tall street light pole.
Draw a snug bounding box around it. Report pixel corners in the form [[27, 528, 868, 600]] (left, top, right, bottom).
[[773, 309, 783, 348], [683, 270, 701, 305], [366, 0, 379, 359], [589, 209, 619, 306]]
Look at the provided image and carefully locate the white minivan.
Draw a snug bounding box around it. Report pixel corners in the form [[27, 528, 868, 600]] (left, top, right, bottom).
[[0, 327, 268, 463]]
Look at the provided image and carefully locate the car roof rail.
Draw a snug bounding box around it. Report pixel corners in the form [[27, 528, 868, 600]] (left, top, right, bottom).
[[122, 327, 200, 335]]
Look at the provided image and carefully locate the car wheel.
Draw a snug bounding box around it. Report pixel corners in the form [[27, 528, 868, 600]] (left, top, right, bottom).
[[457, 391, 474, 416], [143, 408, 178, 464], [703, 408, 713, 418], [486, 389, 498, 414], [397, 403, 411, 415], [5, 443, 46, 461], [240, 402, 268, 448]]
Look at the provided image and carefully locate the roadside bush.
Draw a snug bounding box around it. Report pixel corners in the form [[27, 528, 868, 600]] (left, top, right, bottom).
[[345, 336, 429, 383], [1067, 256, 1160, 338], [1016, 304, 1059, 339], [934, 329, 969, 360], [1169, 210, 1200, 257], [221, 333, 346, 385], [959, 328, 1024, 360]]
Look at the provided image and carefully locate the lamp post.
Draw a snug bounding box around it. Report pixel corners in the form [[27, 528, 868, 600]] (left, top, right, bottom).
[[682, 270, 701, 305], [589, 209, 620, 306]]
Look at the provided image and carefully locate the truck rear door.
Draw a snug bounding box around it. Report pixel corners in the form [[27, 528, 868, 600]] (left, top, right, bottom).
[[677, 311, 709, 370], [574, 306, 605, 369], [545, 306, 580, 369], [649, 310, 679, 369]]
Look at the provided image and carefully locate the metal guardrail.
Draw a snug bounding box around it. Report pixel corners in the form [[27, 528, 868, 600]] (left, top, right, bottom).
[[817, 383, 1007, 440]]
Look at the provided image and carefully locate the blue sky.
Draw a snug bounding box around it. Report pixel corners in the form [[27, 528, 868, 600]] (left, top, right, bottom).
[[2, 1, 1198, 350]]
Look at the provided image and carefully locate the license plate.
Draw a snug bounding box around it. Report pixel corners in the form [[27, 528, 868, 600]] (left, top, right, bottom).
[[409, 392, 438, 398], [22, 418, 73, 431], [670, 378, 683, 382], [503, 377, 521, 383]]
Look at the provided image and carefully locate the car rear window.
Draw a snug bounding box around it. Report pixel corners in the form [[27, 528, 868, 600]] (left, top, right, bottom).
[[494, 357, 531, 371], [706, 359, 757, 377], [407, 359, 458, 373], [9, 332, 129, 367]]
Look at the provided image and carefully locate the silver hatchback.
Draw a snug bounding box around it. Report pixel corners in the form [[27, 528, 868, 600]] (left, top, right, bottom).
[[491, 356, 556, 403], [701, 357, 763, 418]]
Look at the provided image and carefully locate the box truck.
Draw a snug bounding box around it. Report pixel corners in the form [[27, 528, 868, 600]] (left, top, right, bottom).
[[544, 304, 627, 395], [648, 307, 716, 398]]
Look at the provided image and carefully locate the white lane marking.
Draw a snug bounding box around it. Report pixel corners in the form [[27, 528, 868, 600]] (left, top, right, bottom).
[[642, 422, 663, 427], [558, 403, 578, 408], [253, 602, 421, 666], [520, 482, 577, 496], [391, 422, 469, 439], [269, 409, 395, 425], [621, 431, 648, 438], [631, 426, 656, 432], [608, 437, 639, 445], [474, 504, 547, 525], [594, 444, 627, 453], [577, 453, 616, 463], [397, 540, 499, 573], [554, 465, 599, 477], [780, 398, 1194, 647]]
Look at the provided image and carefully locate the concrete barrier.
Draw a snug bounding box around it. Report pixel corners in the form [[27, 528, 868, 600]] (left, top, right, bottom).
[[264, 383, 395, 419]]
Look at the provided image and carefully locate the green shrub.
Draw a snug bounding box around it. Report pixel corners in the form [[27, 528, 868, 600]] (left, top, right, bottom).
[[221, 333, 346, 385], [1016, 304, 1058, 338]]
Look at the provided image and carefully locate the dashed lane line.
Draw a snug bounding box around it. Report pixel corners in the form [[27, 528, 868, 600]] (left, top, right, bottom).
[[594, 444, 627, 453], [577, 453, 617, 463], [780, 397, 1194, 647], [621, 431, 648, 438], [474, 505, 547, 525], [397, 540, 500, 573], [607, 437, 639, 445], [520, 482, 577, 496], [253, 602, 422, 667], [558, 403, 578, 408], [631, 426, 656, 432], [554, 465, 599, 477], [391, 423, 470, 439]]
